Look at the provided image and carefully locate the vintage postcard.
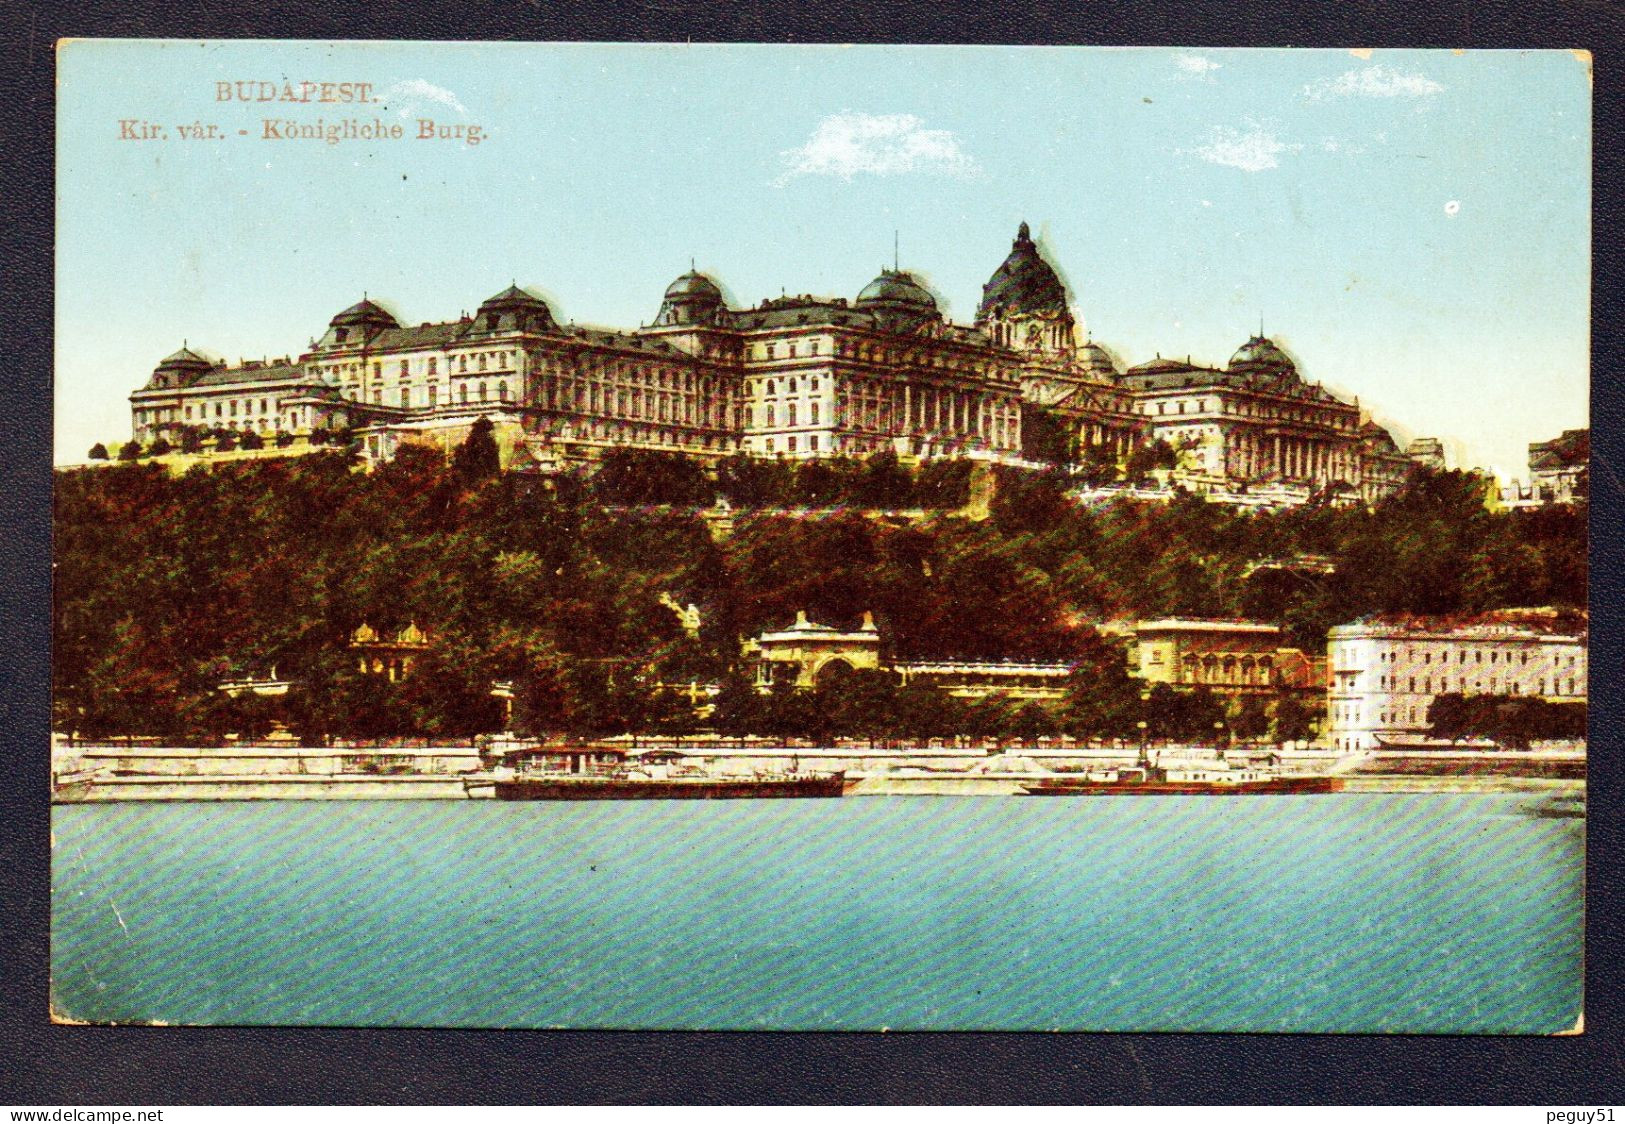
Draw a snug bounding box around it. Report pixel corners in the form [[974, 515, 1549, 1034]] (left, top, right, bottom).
[[51, 41, 1588, 1031]]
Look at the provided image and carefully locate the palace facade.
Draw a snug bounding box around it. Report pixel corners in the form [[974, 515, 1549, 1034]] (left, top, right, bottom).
[[129, 222, 1416, 501]]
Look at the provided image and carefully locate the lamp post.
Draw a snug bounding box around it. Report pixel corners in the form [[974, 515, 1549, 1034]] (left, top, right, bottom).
[[1137, 688, 1152, 765]]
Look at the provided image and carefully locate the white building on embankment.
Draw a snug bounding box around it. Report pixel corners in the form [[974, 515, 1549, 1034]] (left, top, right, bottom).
[[1325, 609, 1587, 751]]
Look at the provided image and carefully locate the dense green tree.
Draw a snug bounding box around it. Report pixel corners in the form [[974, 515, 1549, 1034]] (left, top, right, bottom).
[[816, 665, 900, 746], [715, 453, 792, 508], [117, 440, 141, 461], [52, 449, 1588, 746], [87, 443, 109, 461], [792, 459, 846, 508], [593, 448, 713, 507], [1021, 405, 1075, 466], [1143, 684, 1227, 744], [709, 672, 764, 744], [990, 466, 1072, 535], [1063, 661, 1143, 744], [855, 449, 915, 509], [1272, 692, 1315, 745], [915, 459, 974, 509], [1077, 441, 1120, 487], [1126, 437, 1176, 483], [1008, 701, 1059, 745], [1427, 692, 1471, 743], [893, 681, 966, 744], [452, 416, 501, 487], [1230, 695, 1272, 743], [238, 430, 264, 451]]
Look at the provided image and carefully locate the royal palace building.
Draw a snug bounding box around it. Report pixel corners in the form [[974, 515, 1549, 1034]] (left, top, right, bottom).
[[129, 223, 1415, 501]]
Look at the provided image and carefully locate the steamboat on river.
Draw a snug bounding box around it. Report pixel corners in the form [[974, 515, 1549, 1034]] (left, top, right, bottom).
[[488, 745, 849, 801], [1022, 758, 1343, 796]]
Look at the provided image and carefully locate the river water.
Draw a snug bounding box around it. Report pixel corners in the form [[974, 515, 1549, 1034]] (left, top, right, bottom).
[[51, 793, 1583, 1032]]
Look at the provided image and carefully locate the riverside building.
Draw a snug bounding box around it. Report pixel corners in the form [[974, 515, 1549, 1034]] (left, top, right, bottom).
[[1324, 609, 1588, 751], [746, 610, 1072, 701], [128, 223, 1415, 502]]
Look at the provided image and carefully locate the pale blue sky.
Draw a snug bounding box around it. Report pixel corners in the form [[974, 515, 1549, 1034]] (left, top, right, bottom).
[[57, 42, 1590, 478]]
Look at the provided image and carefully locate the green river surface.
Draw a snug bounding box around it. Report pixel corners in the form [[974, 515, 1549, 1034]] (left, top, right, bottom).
[[51, 792, 1583, 1031]]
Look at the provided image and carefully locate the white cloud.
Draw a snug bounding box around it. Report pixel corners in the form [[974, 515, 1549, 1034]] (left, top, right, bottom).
[[383, 79, 466, 118], [775, 112, 979, 184], [1303, 65, 1444, 100], [1187, 124, 1301, 172], [1173, 53, 1221, 77]]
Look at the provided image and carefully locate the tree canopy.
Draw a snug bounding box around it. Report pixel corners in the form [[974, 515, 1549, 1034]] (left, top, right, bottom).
[[53, 453, 1585, 743]]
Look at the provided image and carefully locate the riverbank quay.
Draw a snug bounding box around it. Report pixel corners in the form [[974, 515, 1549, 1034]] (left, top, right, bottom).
[[53, 772, 480, 802], [51, 738, 1584, 801], [51, 741, 488, 802]]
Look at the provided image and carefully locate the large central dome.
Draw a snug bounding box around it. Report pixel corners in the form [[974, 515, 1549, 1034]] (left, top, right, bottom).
[[977, 222, 1069, 321]]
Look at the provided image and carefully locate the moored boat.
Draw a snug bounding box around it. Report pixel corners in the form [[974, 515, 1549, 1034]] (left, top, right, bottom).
[[493, 772, 848, 800], [1022, 758, 1342, 796], [491, 744, 847, 800]]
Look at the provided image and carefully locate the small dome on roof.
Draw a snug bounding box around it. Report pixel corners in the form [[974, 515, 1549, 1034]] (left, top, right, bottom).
[[856, 269, 938, 312], [478, 284, 551, 313], [1228, 335, 1296, 372], [1127, 356, 1196, 375], [474, 284, 555, 332], [664, 270, 724, 303], [329, 298, 400, 329], [1078, 340, 1120, 377], [156, 346, 212, 370], [654, 269, 728, 327]]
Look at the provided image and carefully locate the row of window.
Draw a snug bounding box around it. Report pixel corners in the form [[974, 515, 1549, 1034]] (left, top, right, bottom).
[[751, 376, 822, 398], [1378, 648, 1580, 668], [760, 434, 822, 454], [1143, 396, 1353, 429], [761, 401, 821, 428], [751, 337, 1000, 380], [326, 351, 519, 381], [1374, 676, 1580, 697]]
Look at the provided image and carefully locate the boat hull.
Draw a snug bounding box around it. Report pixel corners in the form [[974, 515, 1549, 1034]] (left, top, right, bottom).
[[493, 773, 848, 800], [1023, 776, 1344, 796]]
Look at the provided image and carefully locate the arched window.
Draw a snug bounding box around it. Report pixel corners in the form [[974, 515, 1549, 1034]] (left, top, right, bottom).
[[478, 355, 488, 372], [479, 382, 488, 402], [459, 384, 468, 404], [498, 380, 508, 401]]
